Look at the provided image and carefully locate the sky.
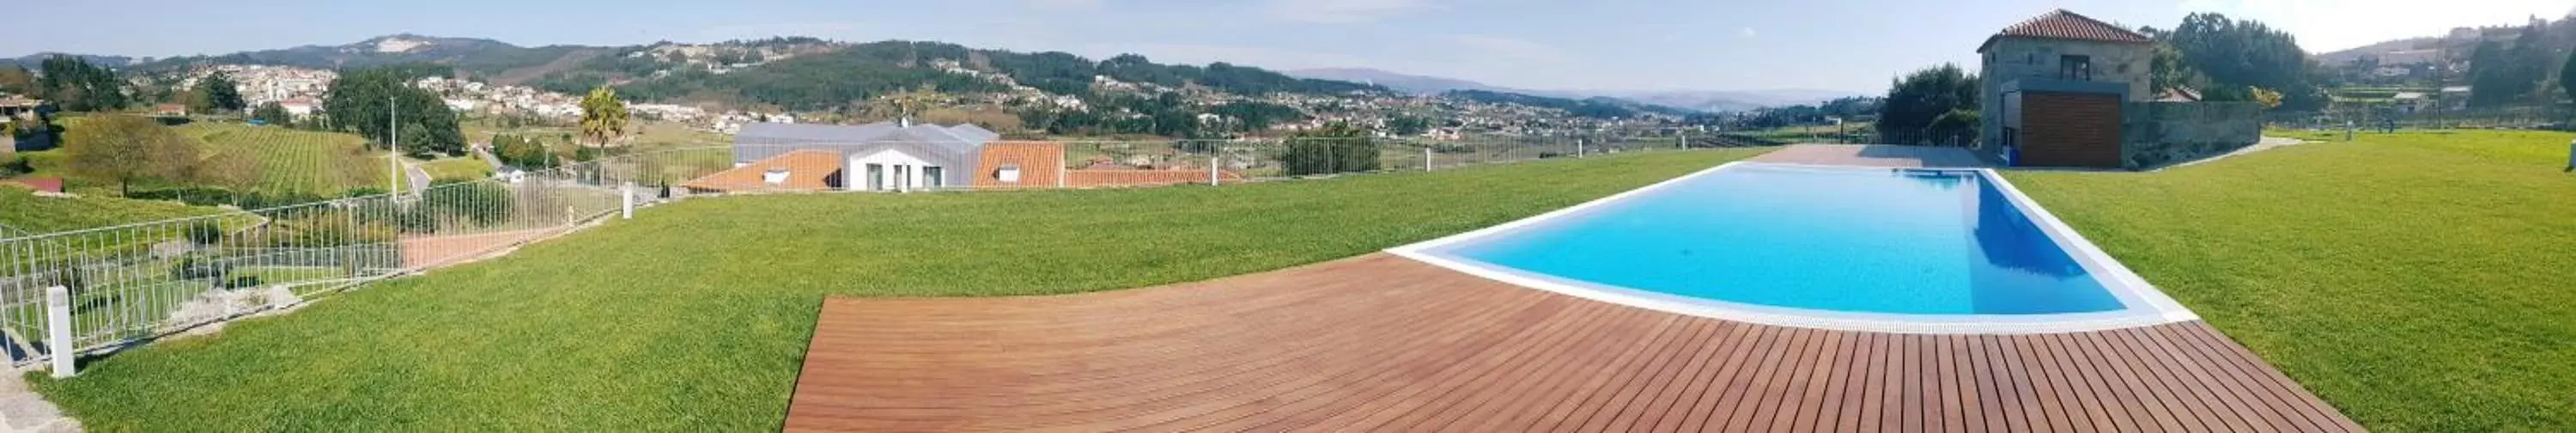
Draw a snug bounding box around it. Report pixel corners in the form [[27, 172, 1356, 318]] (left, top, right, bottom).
[[4, 0, 2571, 94]]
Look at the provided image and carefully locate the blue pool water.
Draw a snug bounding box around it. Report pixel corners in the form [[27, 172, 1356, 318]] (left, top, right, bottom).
[[1431, 164, 2125, 315]]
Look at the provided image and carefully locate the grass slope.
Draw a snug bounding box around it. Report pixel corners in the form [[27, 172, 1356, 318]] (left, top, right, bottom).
[[2007, 130, 2576, 430], [0, 187, 228, 235], [176, 123, 392, 196], [30, 149, 1768, 431]]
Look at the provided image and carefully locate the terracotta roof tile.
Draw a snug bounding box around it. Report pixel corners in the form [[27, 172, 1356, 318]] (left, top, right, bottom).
[[972, 141, 1068, 189], [681, 149, 844, 192], [1980, 9, 2152, 52]]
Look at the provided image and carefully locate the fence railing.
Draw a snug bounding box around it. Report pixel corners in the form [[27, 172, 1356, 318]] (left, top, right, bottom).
[[0, 132, 1708, 370]]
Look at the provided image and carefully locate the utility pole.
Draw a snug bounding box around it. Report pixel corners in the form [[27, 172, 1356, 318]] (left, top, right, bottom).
[[387, 95, 401, 195]]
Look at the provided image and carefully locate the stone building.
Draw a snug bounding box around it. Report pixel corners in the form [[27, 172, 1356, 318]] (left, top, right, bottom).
[[1975, 9, 2261, 169]]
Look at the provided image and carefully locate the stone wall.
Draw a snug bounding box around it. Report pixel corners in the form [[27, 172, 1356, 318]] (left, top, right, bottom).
[[1979, 38, 2154, 153], [2121, 101, 2263, 169]]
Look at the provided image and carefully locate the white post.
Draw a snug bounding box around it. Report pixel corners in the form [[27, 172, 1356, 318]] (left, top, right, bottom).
[[1207, 154, 1220, 186], [1576, 138, 1586, 158], [620, 182, 635, 220], [46, 285, 73, 378], [1678, 131, 1688, 149], [1422, 147, 1433, 171]]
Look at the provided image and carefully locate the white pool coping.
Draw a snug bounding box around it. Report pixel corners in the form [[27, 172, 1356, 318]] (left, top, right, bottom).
[[1385, 162, 2199, 335]]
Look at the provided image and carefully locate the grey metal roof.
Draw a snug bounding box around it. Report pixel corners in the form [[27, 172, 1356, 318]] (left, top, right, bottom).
[[946, 124, 1000, 142], [736, 121, 902, 143], [731, 121, 998, 164]]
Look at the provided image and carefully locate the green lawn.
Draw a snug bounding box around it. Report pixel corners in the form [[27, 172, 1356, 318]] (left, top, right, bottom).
[[419, 158, 495, 182], [27, 129, 2576, 430], [2006, 130, 2576, 431], [175, 123, 393, 196], [28, 148, 1771, 431], [0, 187, 230, 235]]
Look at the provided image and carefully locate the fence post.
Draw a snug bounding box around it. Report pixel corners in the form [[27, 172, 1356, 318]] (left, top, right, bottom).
[[46, 285, 73, 378], [1576, 138, 1586, 158], [620, 182, 635, 220], [1207, 153, 1219, 186], [1422, 147, 1434, 171]]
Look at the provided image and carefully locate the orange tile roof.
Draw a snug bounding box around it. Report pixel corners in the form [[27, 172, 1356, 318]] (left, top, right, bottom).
[[680, 149, 844, 192], [1979, 9, 2153, 52], [972, 141, 1067, 189]]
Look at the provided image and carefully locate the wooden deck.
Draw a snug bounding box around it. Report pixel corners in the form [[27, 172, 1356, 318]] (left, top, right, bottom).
[[786, 254, 2357, 432]]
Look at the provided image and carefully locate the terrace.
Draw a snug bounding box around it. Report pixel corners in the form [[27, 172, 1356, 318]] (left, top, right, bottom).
[[8, 130, 2573, 430]]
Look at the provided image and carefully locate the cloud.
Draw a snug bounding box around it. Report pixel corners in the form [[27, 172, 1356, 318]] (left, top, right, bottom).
[[1740, 27, 1757, 38], [1265, 0, 1437, 24]]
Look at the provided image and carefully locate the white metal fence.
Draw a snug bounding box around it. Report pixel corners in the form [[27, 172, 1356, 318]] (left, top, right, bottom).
[[1, 132, 1701, 372]]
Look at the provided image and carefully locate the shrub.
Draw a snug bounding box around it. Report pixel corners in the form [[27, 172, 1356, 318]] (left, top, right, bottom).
[[1925, 109, 1981, 147], [1280, 122, 1379, 175], [170, 256, 231, 281], [185, 221, 224, 245]]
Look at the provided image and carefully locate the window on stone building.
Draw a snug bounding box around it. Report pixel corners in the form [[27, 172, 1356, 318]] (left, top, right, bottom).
[[2058, 55, 2093, 81]]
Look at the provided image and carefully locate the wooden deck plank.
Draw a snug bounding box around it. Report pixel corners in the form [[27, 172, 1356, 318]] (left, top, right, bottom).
[[781, 253, 2357, 432]]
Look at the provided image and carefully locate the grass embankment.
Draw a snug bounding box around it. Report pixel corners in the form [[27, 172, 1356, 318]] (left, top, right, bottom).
[[174, 123, 393, 196], [0, 187, 229, 235], [29, 148, 1771, 430], [2008, 130, 2576, 430]]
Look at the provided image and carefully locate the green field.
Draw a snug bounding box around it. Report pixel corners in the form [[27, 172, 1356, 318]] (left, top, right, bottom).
[[23, 129, 2576, 430], [175, 123, 393, 196], [419, 158, 495, 182], [2006, 130, 2576, 431], [0, 187, 230, 235]]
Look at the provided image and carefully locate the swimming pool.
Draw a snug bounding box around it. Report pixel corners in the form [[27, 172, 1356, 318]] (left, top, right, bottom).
[[1388, 162, 2196, 333]]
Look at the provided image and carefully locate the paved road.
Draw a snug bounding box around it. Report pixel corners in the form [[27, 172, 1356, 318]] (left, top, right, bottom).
[[470, 142, 505, 169], [403, 160, 431, 196]]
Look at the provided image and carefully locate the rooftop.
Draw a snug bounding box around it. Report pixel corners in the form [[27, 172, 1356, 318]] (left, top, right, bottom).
[[1979, 9, 2154, 52]]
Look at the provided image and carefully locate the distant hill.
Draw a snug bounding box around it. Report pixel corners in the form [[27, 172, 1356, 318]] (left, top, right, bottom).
[[1286, 68, 1501, 95], [1286, 67, 1859, 113], [45, 35, 1384, 112], [17, 34, 1737, 125], [125, 34, 598, 82], [3, 53, 139, 69]]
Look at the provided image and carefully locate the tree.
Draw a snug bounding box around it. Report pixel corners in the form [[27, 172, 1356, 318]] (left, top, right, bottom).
[[193, 71, 246, 113], [2563, 47, 2576, 117], [251, 101, 294, 126], [1878, 64, 1978, 144], [1924, 110, 1981, 146], [0, 66, 34, 95], [578, 86, 630, 146], [35, 56, 128, 112], [2148, 43, 2207, 95], [64, 115, 199, 195], [2162, 14, 2321, 111], [2248, 87, 2284, 110], [321, 67, 465, 156]]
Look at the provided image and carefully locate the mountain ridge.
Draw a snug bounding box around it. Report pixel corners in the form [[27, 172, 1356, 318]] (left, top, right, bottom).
[[1285, 67, 1861, 113]]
